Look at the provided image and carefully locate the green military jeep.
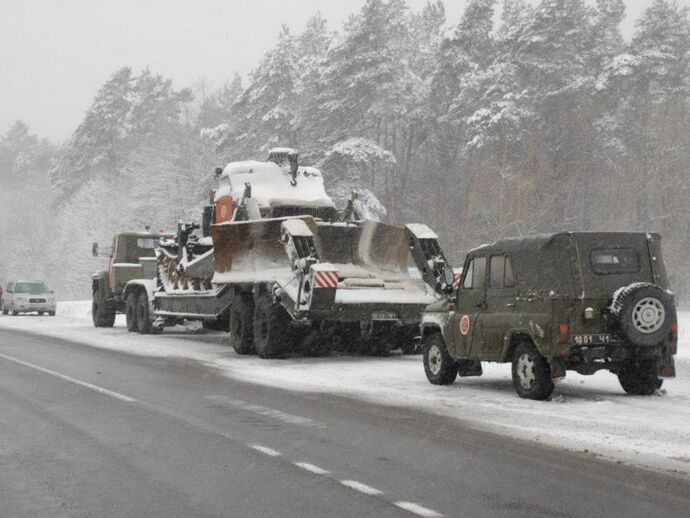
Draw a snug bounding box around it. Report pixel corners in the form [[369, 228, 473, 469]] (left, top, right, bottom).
[[421, 232, 678, 400]]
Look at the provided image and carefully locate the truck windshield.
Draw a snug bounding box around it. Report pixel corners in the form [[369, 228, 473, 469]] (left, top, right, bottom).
[[15, 282, 48, 294]]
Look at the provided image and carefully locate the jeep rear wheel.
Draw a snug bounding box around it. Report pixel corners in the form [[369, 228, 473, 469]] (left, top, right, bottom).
[[92, 288, 115, 328], [422, 333, 457, 385], [229, 293, 255, 355], [125, 291, 138, 332], [618, 360, 662, 396], [511, 342, 554, 400]]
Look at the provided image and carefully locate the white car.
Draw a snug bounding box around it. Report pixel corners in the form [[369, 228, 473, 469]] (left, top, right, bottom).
[[2, 280, 57, 316]]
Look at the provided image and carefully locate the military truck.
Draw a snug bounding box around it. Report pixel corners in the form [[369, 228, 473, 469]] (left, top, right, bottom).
[[91, 232, 168, 330], [421, 232, 678, 400], [111, 149, 454, 357]]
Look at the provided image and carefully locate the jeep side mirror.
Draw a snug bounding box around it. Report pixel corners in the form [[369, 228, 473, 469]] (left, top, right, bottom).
[[441, 265, 455, 291], [92, 242, 99, 257]]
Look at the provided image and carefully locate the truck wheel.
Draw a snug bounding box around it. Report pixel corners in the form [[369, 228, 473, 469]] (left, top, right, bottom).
[[229, 293, 254, 355], [92, 288, 116, 328], [135, 292, 153, 334], [399, 326, 421, 354], [203, 311, 230, 332], [511, 342, 554, 400], [423, 333, 458, 385], [612, 284, 674, 346], [253, 293, 292, 359], [125, 291, 138, 332], [618, 360, 662, 395]]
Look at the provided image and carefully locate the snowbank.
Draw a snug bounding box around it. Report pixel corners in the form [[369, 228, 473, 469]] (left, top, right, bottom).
[[1, 303, 689, 477]]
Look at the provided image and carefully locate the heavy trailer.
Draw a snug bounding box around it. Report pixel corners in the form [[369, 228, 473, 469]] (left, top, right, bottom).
[[107, 149, 456, 357]]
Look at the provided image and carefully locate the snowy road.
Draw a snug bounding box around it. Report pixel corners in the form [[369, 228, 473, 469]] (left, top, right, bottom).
[[1, 325, 689, 517], [0, 302, 689, 484]]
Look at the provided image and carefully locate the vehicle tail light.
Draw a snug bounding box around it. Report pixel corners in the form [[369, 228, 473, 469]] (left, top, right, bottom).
[[669, 321, 678, 354], [558, 323, 569, 344], [551, 363, 566, 379], [670, 321, 678, 343]]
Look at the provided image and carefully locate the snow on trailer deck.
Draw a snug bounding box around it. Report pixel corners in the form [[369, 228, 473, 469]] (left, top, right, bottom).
[[1, 302, 689, 478]]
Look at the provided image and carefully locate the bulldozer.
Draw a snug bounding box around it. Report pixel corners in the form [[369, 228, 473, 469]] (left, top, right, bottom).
[[112, 148, 456, 357]]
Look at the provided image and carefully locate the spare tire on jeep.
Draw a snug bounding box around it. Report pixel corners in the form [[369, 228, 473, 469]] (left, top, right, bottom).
[[611, 283, 675, 346]]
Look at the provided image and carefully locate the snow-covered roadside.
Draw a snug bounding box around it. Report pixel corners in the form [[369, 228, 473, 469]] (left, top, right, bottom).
[[1, 301, 689, 477]]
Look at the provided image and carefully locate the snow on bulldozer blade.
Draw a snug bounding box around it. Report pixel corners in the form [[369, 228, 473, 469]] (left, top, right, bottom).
[[2, 301, 690, 478]]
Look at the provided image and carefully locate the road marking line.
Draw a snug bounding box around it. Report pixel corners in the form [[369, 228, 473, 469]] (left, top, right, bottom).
[[339, 480, 383, 496], [394, 501, 443, 517], [205, 394, 322, 427], [248, 444, 282, 457], [293, 462, 330, 475], [0, 353, 136, 403]]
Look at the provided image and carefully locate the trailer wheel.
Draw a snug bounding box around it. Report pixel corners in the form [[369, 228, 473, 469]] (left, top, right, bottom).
[[253, 293, 292, 359], [92, 288, 115, 328], [125, 291, 138, 332], [135, 292, 153, 334], [229, 293, 254, 355]]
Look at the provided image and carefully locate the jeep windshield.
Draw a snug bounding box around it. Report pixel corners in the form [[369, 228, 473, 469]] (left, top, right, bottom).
[[15, 282, 49, 294]]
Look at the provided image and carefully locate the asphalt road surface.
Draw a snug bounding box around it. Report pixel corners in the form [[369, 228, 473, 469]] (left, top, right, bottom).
[[1, 328, 688, 518]]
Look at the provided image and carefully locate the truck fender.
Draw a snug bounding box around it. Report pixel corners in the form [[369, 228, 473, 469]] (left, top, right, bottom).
[[124, 279, 158, 310], [92, 271, 111, 298]]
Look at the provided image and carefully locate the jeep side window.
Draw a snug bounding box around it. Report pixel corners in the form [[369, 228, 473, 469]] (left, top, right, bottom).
[[462, 260, 474, 289], [504, 257, 515, 287], [489, 255, 516, 289], [463, 257, 486, 289], [489, 256, 505, 288], [590, 248, 640, 274]]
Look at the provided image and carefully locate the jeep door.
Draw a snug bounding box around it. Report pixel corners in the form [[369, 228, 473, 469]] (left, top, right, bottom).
[[480, 254, 518, 360], [451, 255, 487, 359]]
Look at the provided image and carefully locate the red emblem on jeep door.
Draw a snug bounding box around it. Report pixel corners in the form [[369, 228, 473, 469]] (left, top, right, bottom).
[[460, 315, 471, 336]]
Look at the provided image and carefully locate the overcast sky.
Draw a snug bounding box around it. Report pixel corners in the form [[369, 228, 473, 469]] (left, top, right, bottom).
[[0, 0, 686, 142]]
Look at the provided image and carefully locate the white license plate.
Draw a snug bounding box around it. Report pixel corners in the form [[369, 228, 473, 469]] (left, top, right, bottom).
[[372, 311, 398, 320], [571, 334, 612, 346]]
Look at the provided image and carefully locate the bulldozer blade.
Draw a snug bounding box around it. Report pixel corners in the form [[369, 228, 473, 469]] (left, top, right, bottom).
[[314, 220, 408, 278], [211, 219, 297, 282]]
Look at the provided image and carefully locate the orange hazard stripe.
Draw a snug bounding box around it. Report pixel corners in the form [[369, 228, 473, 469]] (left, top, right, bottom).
[[313, 271, 338, 288]]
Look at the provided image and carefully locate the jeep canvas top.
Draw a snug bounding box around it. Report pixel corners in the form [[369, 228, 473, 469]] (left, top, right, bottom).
[[421, 232, 677, 400]]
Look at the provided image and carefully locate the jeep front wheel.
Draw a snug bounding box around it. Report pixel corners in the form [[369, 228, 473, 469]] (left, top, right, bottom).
[[422, 333, 457, 385], [617, 360, 662, 396], [511, 342, 554, 400]]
